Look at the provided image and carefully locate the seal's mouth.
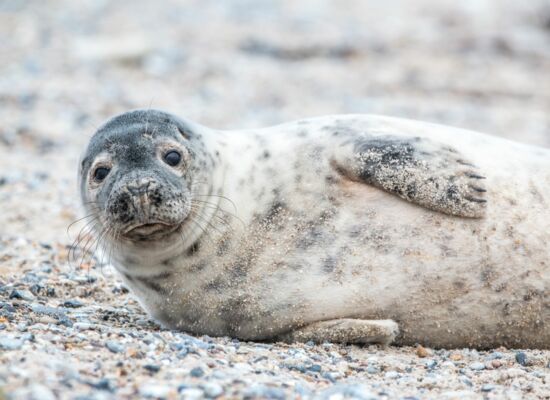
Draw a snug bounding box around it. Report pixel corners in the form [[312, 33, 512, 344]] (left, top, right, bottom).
[[124, 222, 181, 241]]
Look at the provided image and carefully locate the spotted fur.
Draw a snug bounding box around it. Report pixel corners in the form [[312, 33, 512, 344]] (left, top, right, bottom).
[[80, 110, 550, 348]]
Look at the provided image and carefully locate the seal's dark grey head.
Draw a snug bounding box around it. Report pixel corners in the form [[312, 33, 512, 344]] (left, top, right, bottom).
[[80, 109, 205, 242]]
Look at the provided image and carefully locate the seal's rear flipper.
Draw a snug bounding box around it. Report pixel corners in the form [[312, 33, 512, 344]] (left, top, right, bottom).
[[332, 136, 487, 218], [277, 319, 399, 345]]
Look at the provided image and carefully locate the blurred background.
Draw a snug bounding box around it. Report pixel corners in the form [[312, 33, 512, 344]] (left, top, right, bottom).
[[0, 0, 549, 243]]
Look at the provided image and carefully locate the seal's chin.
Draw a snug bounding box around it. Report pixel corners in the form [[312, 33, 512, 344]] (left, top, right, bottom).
[[123, 222, 181, 241]]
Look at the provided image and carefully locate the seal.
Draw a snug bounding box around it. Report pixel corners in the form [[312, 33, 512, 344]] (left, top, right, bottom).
[[79, 109, 550, 349]]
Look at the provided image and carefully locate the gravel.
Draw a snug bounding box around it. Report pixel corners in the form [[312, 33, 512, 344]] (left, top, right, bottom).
[[1, 0, 550, 399]]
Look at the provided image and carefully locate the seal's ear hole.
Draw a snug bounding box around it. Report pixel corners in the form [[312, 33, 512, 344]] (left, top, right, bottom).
[[177, 126, 190, 140]]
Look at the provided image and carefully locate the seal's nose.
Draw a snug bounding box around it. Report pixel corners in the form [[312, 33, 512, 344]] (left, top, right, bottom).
[[127, 178, 153, 195]]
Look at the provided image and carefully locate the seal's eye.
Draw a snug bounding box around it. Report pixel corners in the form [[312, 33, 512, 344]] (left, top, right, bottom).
[[163, 150, 182, 167], [93, 167, 110, 182]]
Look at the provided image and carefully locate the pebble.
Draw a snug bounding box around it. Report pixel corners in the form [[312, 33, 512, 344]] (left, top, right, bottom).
[[73, 322, 94, 331], [459, 376, 473, 387], [469, 362, 485, 371], [481, 384, 496, 392], [201, 382, 224, 398], [449, 352, 463, 361], [366, 366, 379, 374], [179, 387, 204, 400], [190, 366, 205, 377], [319, 384, 378, 400], [0, 336, 24, 350], [244, 384, 286, 400], [139, 384, 172, 398], [515, 351, 528, 366], [425, 359, 438, 369], [30, 304, 67, 317], [308, 364, 322, 372], [385, 371, 400, 379], [144, 364, 161, 373], [105, 340, 124, 353], [9, 289, 35, 301], [416, 345, 431, 358], [85, 378, 115, 392], [486, 351, 504, 360], [63, 299, 84, 308]]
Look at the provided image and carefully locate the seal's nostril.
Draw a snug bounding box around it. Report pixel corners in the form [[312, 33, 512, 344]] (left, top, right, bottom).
[[128, 186, 145, 195], [127, 179, 154, 195]]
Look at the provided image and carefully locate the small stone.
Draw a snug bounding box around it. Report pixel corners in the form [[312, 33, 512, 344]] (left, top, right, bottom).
[[515, 351, 528, 366], [139, 384, 171, 398], [441, 390, 476, 399], [40, 263, 53, 273], [190, 366, 205, 377], [318, 384, 377, 400], [486, 351, 503, 360], [491, 360, 502, 369], [57, 317, 73, 327], [169, 342, 187, 351], [481, 384, 496, 392], [16, 322, 27, 331], [29, 284, 44, 296], [366, 366, 379, 374], [21, 333, 35, 342], [86, 378, 115, 392], [30, 304, 66, 317], [9, 289, 35, 301], [0, 336, 23, 350], [449, 352, 463, 361], [201, 382, 224, 398], [425, 359, 437, 369], [73, 322, 94, 330], [106, 340, 124, 353], [179, 388, 204, 400], [385, 371, 399, 379], [308, 364, 322, 373], [144, 364, 161, 373], [0, 302, 16, 313], [178, 348, 189, 358], [459, 376, 473, 387], [322, 372, 338, 383], [244, 384, 286, 400], [63, 299, 84, 308], [416, 345, 430, 358], [469, 362, 485, 371]]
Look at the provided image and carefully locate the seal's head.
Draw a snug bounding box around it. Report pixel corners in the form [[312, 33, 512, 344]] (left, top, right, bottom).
[[79, 109, 206, 245]]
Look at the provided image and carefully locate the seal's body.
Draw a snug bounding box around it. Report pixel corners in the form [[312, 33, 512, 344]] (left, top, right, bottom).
[[80, 110, 550, 348]]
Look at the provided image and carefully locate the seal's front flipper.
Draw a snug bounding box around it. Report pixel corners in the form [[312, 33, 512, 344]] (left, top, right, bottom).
[[332, 136, 487, 218], [277, 319, 399, 345]]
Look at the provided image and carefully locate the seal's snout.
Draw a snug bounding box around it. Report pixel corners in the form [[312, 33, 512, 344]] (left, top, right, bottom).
[[106, 173, 188, 241]]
